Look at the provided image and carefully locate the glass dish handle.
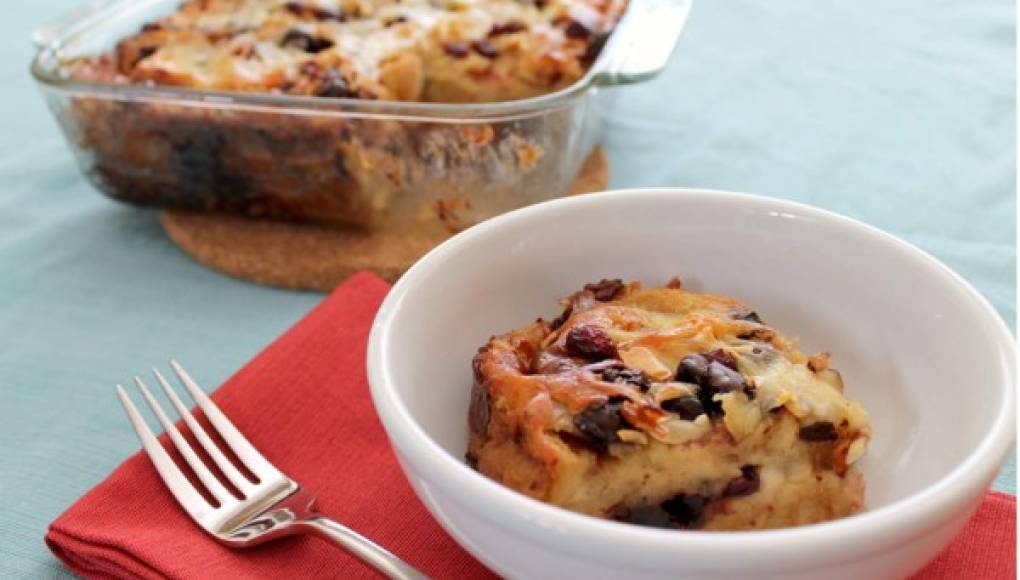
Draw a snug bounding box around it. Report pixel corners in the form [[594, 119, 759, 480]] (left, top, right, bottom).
[[592, 0, 694, 87], [32, 0, 126, 48]]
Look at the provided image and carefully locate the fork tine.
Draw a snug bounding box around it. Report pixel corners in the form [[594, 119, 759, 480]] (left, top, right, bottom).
[[133, 376, 234, 506], [116, 384, 210, 516], [169, 360, 278, 480], [153, 367, 256, 497]]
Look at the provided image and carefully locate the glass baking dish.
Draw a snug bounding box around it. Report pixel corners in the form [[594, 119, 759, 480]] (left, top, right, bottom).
[[32, 0, 691, 234]]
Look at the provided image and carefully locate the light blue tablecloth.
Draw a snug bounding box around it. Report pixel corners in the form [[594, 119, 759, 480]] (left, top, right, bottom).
[[1, 1, 1014, 577]]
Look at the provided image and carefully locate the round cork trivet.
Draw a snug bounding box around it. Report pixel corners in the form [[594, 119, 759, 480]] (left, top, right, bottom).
[[161, 146, 608, 291]]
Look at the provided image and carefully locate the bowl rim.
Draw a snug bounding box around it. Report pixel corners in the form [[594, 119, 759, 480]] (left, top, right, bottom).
[[367, 187, 1016, 560]]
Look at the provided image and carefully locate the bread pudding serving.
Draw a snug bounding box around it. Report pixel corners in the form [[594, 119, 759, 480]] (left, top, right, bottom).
[[51, 0, 628, 229], [468, 279, 871, 531]]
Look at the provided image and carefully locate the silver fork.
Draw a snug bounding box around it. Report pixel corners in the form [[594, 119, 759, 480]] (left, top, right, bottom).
[[115, 360, 427, 580]]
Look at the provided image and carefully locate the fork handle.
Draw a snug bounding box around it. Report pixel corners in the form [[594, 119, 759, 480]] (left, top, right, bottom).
[[302, 517, 430, 579]]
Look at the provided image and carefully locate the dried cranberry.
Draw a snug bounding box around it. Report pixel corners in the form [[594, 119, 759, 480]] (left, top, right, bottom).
[[564, 19, 591, 39], [722, 465, 760, 497], [280, 29, 334, 53], [661, 395, 704, 420], [468, 383, 490, 435], [565, 325, 616, 360], [472, 40, 498, 58], [583, 278, 625, 301], [300, 60, 320, 76], [703, 349, 738, 370], [573, 399, 628, 453], [443, 42, 470, 58], [488, 21, 528, 37], [600, 366, 650, 391], [799, 421, 839, 442], [660, 493, 707, 528]]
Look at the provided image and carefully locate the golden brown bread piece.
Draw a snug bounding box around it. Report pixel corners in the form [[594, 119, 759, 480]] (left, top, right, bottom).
[[468, 279, 870, 530]]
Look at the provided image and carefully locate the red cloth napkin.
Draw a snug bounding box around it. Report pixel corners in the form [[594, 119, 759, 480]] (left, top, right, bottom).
[[46, 272, 1017, 579]]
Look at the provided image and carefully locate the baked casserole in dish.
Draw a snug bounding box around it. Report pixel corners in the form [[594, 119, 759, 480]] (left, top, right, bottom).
[[32, 0, 690, 233]]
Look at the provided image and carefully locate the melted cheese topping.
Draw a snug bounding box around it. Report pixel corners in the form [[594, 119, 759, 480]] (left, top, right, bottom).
[[70, 0, 627, 102], [473, 281, 871, 467]]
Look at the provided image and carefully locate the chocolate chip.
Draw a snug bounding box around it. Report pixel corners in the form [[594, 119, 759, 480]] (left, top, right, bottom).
[[799, 421, 839, 442], [384, 15, 408, 27], [660, 493, 707, 528], [472, 40, 498, 58], [564, 19, 591, 39], [573, 399, 628, 453], [468, 383, 490, 435], [722, 465, 760, 498], [549, 304, 572, 330], [280, 29, 334, 53], [706, 362, 746, 393], [312, 7, 344, 20], [565, 325, 617, 361], [443, 42, 470, 58], [581, 32, 609, 65], [677, 353, 710, 384], [315, 69, 355, 98], [583, 278, 625, 302], [600, 366, 650, 391], [734, 310, 763, 324], [285, 2, 346, 21], [610, 504, 674, 528], [676, 351, 747, 416], [141, 22, 163, 32], [488, 21, 528, 37], [134, 46, 158, 66], [465, 451, 479, 469], [661, 395, 704, 420], [738, 328, 775, 342], [612, 493, 709, 529]]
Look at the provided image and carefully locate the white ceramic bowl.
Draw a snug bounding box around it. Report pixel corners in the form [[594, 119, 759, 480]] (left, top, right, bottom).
[[367, 188, 1015, 580]]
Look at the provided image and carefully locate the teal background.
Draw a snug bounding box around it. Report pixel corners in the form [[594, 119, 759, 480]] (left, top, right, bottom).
[[1, 0, 1015, 577]]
